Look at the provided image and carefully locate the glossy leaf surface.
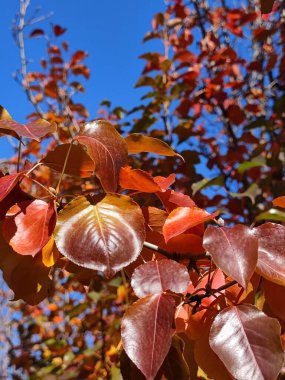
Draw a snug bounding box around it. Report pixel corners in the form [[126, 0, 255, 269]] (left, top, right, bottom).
[[131, 259, 190, 298], [209, 304, 283, 380], [0, 118, 55, 141], [76, 120, 128, 192], [203, 225, 258, 288], [54, 194, 145, 277], [163, 206, 216, 243], [121, 294, 175, 380], [3, 200, 57, 257], [41, 143, 95, 178], [254, 223, 285, 285]]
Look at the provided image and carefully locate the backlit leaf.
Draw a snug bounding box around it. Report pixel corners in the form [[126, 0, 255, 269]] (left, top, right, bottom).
[[230, 183, 261, 204], [203, 225, 258, 289], [121, 294, 175, 380], [131, 259, 190, 298], [76, 120, 128, 192], [3, 200, 57, 257], [119, 166, 161, 193], [0, 118, 55, 141], [54, 194, 145, 277], [254, 223, 285, 285], [125, 133, 181, 158], [0, 105, 12, 120], [209, 305, 283, 380], [157, 190, 196, 213], [272, 196, 285, 208], [192, 176, 224, 196], [0, 172, 26, 202], [41, 236, 60, 267], [255, 208, 285, 222], [41, 143, 95, 178], [163, 207, 216, 243]]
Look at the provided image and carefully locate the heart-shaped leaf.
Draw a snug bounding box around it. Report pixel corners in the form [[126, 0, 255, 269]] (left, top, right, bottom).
[[163, 207, 216, 243], [0, 172, 26, 202], [76, 120, 128, 192], [54, 194, 145, 277], [0, 118, 55, 141], [125, 133, 181, 158], [209, 304, 283, 380], [121, 293, 175, 380], [203, 225, 258, 289], [131, 259, 190, 298], [3, 200, 57, 257], [254, 223, 285, 285], [41, 143, 95, 178]]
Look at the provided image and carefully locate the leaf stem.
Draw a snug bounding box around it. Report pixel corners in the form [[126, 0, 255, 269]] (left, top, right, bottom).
[[55, 141, 73, 194]]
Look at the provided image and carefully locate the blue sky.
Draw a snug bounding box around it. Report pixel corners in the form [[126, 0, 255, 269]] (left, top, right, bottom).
[[0, 0, 162, 156]]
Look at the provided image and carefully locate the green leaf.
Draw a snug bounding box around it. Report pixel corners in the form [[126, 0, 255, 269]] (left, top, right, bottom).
[[192, 177, 224, 195], [255, 208, 285, 222], [230, 183, 261, 204], [237, 156, 266, 174]]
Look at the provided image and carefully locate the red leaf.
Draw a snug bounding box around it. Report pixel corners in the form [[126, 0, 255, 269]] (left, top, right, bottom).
[[254, 223, 285, 285], [272, 196, 285, 208], [157, 190, 195, 213], [263, 279, 285, 320], [209, 305, 283, 380], [41, 143, 95, 178], [153, 174, 176, 191], [131, 259, 190, 298], [53, 25, 67, 36], [29, 29, 44, 38], [0, 172, 26, 202], [121, 294, 175, 380], [3, 200, 57, 257], [163, 207, 216, 243], [119, 166, 161, 193], [54, 194, 145, 277], [76, 120, 128, 192], [71, 50, 88, 64], [0, 118, 56, 141], [203, 225, 258, 289]]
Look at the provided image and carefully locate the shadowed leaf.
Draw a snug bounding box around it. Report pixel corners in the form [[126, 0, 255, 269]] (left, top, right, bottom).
[[41, 143, 95, 178], [0, 172, 26, 202]]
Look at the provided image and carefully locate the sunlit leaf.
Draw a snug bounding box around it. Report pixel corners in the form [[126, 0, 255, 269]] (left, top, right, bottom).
[[153, 173, 176, 191], [119, 166, 161, 193], [76, 120, 128, 192], [125, 133, 181, 158], [131, 259, 190, 298], [209, 305, 283, 380], [254, 223, 285, 285], [203, 225, 258, 289], [157, 190, 195, 213], [0, 118, 56, 141], [0, 105, 12, 120], [41, 143, 95, 178], [121, 293, 175, 380], [163, 207, 216, 243], [3, 200, 57, 257], [237, 156, 266, 174], [230, 183, 261, 204], [272, 196, 285, 208], [54, 194, 145, 277], [256, 208, 285, 222], [41, 236, 60, 267]]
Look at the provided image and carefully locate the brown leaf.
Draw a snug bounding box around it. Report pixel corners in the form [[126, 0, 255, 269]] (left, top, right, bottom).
[[76, 120, 128, 192], [41, 143, 95, 178], [0, 118, 56, 141]]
